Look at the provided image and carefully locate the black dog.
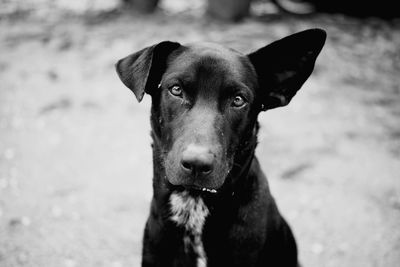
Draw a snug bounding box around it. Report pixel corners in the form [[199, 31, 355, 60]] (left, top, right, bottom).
[[116, 29, 326, 267]]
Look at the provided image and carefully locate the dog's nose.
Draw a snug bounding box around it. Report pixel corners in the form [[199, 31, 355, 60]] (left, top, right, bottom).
[[181, 144, 214, 176]]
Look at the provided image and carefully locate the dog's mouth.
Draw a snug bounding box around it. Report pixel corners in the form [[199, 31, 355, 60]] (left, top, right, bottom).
[[171, 184, 219, 195], [200, 187, 218, 194], [183, 185, 218, 195], [189, 186, 218, 194]]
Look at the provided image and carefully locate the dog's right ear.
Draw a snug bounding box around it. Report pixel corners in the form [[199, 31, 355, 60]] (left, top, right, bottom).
[[115, 41, 181, 102]]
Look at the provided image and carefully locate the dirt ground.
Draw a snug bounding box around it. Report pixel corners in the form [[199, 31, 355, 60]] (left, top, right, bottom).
[[1, 1, 400, 267]]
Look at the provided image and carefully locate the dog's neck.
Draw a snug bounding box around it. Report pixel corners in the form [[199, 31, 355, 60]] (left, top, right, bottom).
[[226, 121, 259, 199], [170, 191, 209, 267]]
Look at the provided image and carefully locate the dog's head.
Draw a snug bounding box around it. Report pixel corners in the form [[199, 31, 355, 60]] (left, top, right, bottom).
[[116, 29, 326, 193]]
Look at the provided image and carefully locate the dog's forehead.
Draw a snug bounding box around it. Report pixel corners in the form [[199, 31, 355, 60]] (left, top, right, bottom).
[[184, 42, 243, 59], [166, 43, 256, 85]]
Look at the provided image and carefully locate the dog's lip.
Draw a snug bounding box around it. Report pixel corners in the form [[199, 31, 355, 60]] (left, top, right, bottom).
[[200, 187, 218, 194], [180, 185, 218, 194], [165, 178, 220, 194]]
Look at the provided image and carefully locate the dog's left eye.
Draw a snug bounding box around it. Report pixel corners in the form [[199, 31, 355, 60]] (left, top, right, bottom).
[[169, 85, 183, 97], [232, 95, 246, 108]]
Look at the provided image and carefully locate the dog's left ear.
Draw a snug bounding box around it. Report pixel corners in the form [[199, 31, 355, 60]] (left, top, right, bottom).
[[115, 41, 181, 102], [248, 29, 326, 110]]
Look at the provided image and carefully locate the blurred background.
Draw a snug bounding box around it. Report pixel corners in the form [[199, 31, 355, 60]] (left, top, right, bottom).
[[0, 0, 399, 266]]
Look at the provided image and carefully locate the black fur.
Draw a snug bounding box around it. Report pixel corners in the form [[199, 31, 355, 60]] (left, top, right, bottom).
[[116, 29, 326, 267]]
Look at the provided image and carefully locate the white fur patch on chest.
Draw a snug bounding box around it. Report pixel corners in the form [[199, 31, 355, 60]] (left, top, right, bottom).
[[170, 191, 209, 267]]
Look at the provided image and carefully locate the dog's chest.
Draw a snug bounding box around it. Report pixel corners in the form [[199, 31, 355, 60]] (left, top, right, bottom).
[[169, 191, 210, 267]]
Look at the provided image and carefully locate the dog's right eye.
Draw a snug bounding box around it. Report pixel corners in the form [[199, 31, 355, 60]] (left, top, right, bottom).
[[232, 95, 247, 108], [169, 85, 183, 98]]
